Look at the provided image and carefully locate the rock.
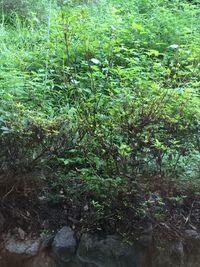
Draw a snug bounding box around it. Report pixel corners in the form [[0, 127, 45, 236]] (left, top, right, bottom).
[[170, 241, 184, 266], [77, 234, 140, 267], [184, 230, 200, 240], [17, 228, 26, 240], [52, 226, 76, 263], [184, 230, 200, 267], [5, 237, 41, 256], [153, 240, 184, 267]]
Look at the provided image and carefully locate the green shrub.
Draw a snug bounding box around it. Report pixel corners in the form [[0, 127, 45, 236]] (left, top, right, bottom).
[[0, 0, 199, 193]]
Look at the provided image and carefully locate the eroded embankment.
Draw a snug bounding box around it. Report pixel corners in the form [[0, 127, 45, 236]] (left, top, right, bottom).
[[1, 226, 200, 267]]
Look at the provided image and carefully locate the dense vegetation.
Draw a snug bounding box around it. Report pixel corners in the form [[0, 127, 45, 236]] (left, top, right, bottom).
[[0, 0, 200, 235]]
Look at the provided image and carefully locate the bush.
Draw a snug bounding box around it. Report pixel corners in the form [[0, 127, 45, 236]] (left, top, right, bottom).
[[0, 0, 199, 192]]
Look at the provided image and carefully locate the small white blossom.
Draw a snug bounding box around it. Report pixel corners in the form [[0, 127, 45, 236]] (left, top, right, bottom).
[[168, 44, 179, 49]]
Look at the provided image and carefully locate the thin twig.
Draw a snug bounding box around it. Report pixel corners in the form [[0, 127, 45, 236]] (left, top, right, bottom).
[[185, 200, 195, 224], [2, 185, 15, 201]]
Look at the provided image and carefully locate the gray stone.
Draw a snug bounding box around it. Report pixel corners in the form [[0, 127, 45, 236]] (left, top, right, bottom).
[[52, 226, 76, 263], [5, 237, 41, 256], [184, 230, 200, 267], [170, 241, 184, 266], [184, 230, 200, 240], [153, 240, 184, 267], [77, 234, 140, 267]]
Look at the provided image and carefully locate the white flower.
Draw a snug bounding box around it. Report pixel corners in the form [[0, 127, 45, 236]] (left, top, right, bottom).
[[168, 44, 179, 49], [90, 58, 100, 64]]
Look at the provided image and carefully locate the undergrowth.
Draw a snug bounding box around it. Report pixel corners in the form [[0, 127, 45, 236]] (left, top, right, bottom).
[[0, 0, 200, 230]]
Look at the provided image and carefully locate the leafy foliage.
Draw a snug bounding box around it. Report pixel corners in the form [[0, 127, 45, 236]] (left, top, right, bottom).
[[0, 0, 50, 24], [0, 0, 200, 226]]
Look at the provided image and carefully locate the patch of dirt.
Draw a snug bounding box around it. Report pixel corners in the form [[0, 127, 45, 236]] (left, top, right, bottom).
[[1, 172, 200, 242]]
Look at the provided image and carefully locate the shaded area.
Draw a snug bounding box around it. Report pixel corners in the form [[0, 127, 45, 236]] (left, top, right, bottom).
[[1, 233, 200, 267]]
